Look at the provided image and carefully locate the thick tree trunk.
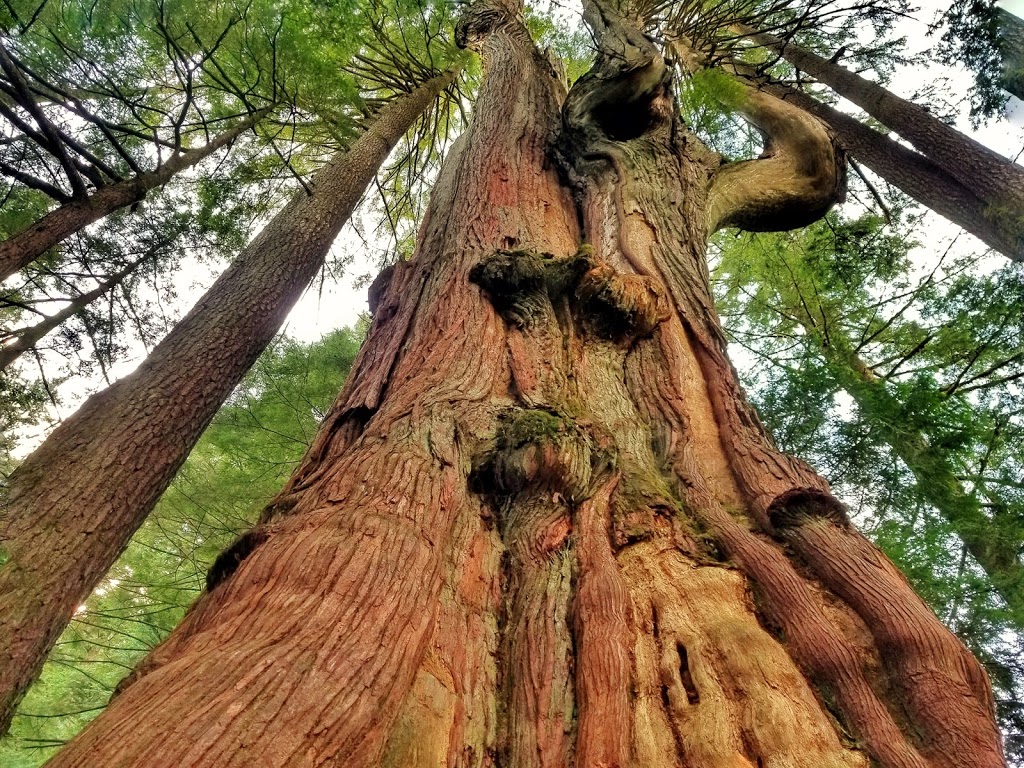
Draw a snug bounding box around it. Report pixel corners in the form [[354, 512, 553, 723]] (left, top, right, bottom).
[[41, 5, 1005, 767], [0, 70, 452, 736], [0, 109, 268, 283], [742, 27, 1024, 222], [755, 80, 1024, 260]]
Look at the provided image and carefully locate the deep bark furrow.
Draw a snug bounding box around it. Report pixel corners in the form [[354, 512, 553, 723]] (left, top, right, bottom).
[[778, 516, 1004, 767]]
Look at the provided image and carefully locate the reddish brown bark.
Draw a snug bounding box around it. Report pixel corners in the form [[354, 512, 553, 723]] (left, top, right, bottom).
[[0, 109, 268, 283], [0, 71, 453, 736], [40, 3, 1006, 766]]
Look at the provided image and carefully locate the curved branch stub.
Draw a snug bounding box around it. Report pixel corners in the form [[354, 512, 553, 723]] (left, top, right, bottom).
[[708, 88, 848, 233]]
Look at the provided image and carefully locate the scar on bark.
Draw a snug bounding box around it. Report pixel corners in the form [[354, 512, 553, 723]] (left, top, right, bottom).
[[205, 527, 269, 592], [766, 487, 850, 531], [472, 408, 596, 501], [682, 46, 847, 233]]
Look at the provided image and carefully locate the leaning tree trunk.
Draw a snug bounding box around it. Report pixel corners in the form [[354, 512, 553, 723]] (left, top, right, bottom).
[[739, 26, 1024, 256], [0, 108, 268, 283], [0, 69, 453, 736], [43, 4, 1005, 767], [753, 78, 1024, 260]]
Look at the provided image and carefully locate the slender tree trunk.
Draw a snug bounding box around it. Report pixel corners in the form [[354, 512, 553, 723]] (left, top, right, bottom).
[[41, 5, 1005, 767], [0, 251, 150, 371], [787, 309, 1024, 623], [755, 80, 1024, 260], [0, 108, 268, 283], [741, 26, 1024, 219], [0, 70, 453, 736]]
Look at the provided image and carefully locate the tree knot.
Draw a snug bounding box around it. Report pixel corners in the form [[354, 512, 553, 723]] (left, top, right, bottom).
[[473, 409, 610, 503], [575, 260, 668, 342], [455, 1, 516, 51], [766, 487, 849, 531]]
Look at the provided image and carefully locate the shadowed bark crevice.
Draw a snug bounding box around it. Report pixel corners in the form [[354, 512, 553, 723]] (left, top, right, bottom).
[[205, 528, 270, 593]]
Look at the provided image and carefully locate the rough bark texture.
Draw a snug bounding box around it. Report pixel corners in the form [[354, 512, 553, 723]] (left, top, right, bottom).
[[41, 4, 1005, 767], [0, 109, 267, 283], [0, 71, 452, 736], [741, 27, 1024, 257]]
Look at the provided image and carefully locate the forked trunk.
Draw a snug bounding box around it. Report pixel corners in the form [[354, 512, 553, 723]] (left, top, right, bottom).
[[42, 5, 1005, 766], [0, 70, 452, 735]]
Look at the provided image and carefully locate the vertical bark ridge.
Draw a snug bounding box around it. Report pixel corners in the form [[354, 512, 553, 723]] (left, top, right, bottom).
[[771, 501, 1004, 767], [44, 2, 580, 765], [572, 475, 633, 768], [501, 493, 575, 767]]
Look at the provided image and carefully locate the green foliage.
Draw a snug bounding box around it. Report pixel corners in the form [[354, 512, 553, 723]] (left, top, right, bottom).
[[0, 325, 362, 766], [932, 0, 1012, 122], [678, 67, 757, 156], [524, 6, 594, 84], [713, 206, 1024, 758]]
